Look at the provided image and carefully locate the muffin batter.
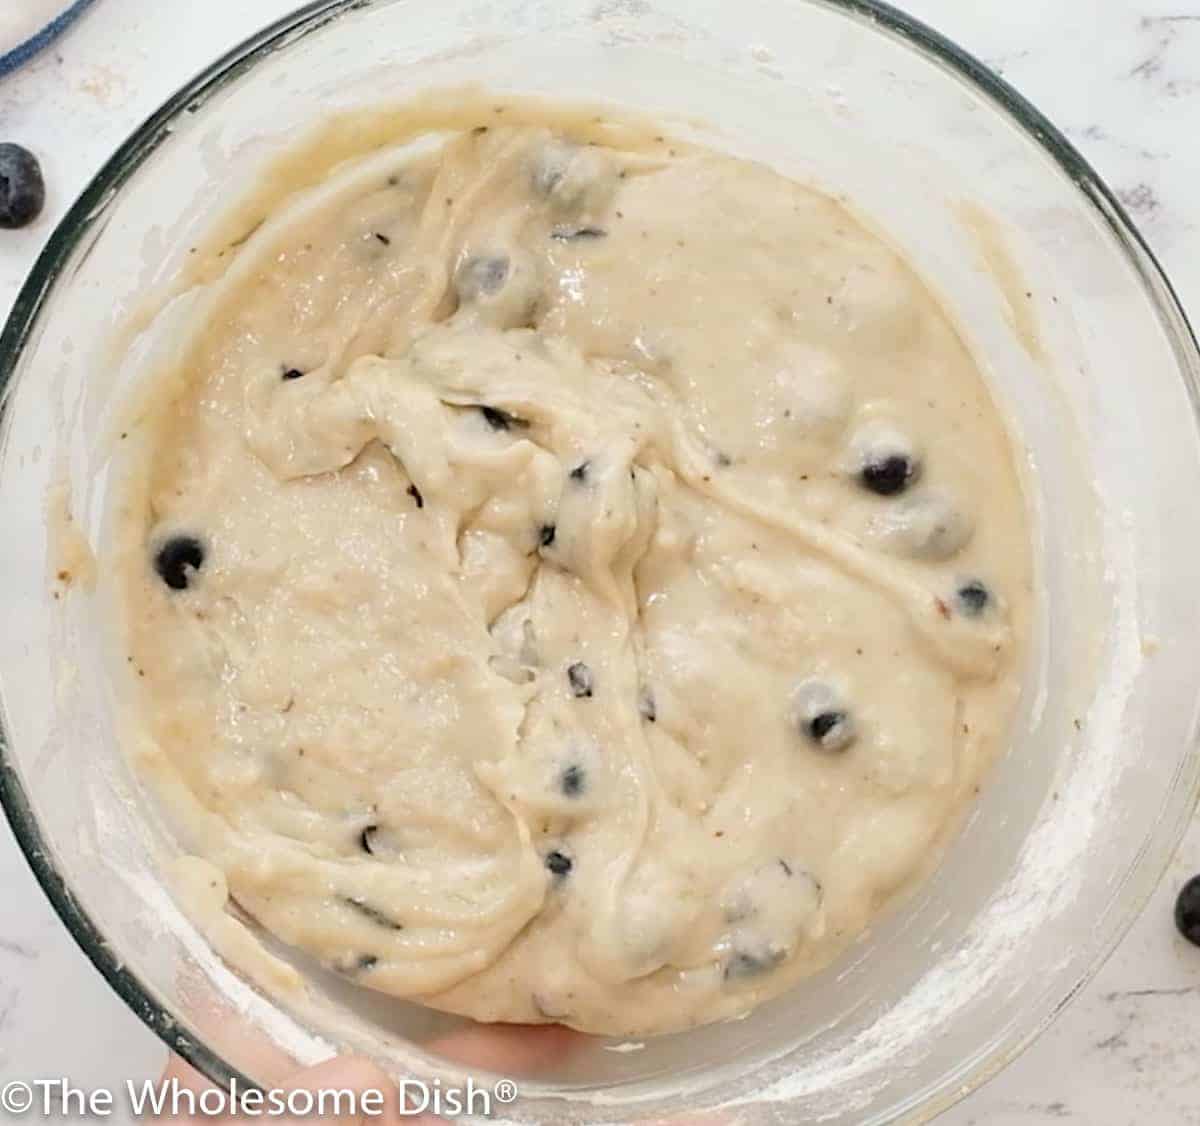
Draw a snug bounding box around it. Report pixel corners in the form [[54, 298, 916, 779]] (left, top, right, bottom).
[[116, 103, 1030, 1036]]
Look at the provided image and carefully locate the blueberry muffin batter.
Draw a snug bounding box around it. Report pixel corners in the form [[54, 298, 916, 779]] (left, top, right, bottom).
[[116, 102, 1030, 1036]]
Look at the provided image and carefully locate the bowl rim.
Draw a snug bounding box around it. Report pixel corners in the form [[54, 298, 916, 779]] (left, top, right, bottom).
[[2, 0, 1198, 1117]]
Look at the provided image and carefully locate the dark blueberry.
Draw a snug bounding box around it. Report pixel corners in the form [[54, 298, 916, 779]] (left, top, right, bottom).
[[281, 366, 306, 381], [344, 896, 403, 931], [359, 825, 379, 854], [956, 579, 990, 617], [373, 232, 391, 246], [1175, 875, 1200, 947], [569, 460, 590, 482], [539, 524, 557, 548], [456, 255, 510, 300], [795, 680, 857, 752], [532, 144, 574, 196], [639, 689, 657, 723], [723, 948, 785, 982], [546, 850, 573, 876], [715, 451, 733, 468], [537, 167, 566, 196], [567, 662, 594, 698], [407, 483, 425, 509], [480, 405, 528, 432], [560, 763, 586, 798], [154, 536, 205, 591], [808, 711, 854, 752], [333, 952, 379, 975], [551, 225, 608, 241], [810, 712, 845, 742], [0, 144, 46, 229], [861, 454, 918, 497]]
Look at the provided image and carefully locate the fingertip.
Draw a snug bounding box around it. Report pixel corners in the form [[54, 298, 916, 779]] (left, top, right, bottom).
[[280, 1057, 409, 1126], [160, 1052, 214, 1092], [281, 1055, 396, 1096], [425, 1021, 585, 1075]]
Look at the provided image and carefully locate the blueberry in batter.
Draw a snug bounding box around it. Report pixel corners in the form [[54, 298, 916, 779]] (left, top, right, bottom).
[[152, 536, 205, 592]]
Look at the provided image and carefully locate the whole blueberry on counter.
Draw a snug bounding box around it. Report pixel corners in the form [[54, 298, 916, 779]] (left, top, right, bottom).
[[1175, 874, 1200, 947], [0, 144, 46, 229]]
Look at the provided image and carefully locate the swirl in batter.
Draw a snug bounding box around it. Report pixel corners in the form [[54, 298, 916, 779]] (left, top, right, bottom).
[[116, 102, 1031, 1036]]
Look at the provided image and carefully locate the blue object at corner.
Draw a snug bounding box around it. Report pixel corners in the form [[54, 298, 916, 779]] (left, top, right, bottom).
[[0, 0, 99, 80]]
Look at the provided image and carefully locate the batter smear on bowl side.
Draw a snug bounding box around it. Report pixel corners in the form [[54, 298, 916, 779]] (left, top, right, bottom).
[[116, 100, 1031, 1036]]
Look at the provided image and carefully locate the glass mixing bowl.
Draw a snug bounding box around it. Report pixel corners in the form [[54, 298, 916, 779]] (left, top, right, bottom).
[[3, 0, 1200, 1121]]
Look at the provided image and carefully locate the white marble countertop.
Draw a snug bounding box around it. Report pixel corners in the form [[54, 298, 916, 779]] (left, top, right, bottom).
[[2, 1, 1199, 1121]]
